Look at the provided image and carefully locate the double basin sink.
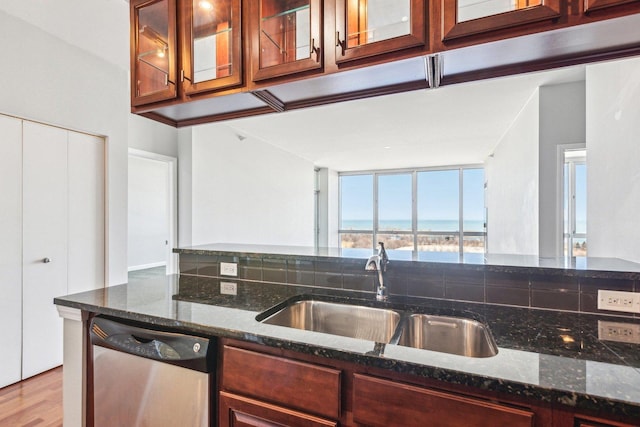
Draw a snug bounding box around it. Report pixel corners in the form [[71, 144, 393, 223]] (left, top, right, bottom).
[[257, 298, 498, 358]]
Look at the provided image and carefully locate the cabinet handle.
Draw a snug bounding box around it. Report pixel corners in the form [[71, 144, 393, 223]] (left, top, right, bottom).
[[336, 31, 346, 56], [43, 257, 51, 264], [310, 38, 321, 62]]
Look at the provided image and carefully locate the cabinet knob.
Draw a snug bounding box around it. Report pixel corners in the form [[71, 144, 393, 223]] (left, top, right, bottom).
[[43, 257, 51, 263]]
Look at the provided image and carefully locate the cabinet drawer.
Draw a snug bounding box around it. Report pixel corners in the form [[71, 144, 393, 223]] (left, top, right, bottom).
[[221, 346, 341, 420], [353, 374, 534, 427], [219, 392, 337, 427]]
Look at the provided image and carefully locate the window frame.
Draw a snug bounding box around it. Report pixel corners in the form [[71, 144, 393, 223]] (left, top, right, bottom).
[[338, 165, 486, 258], [563, 151, 587, 257]]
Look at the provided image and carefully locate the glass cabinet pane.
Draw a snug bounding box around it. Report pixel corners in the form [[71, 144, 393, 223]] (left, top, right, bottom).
[[260, 0, 312, 68], [135, 0, 171, 98], [457, 0, 543, 23], [346, 0, 411, 48], [192, 0, 234, 83]]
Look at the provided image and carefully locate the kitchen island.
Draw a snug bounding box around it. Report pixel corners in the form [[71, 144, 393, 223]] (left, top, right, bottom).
[[55, 272, 640, 426]]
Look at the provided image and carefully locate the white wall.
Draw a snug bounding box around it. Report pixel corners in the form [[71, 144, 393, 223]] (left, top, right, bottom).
[[485, 91, 540, 255], [128, 156, 169, 270], [178, 128, 194, 247], [538, 81, 586, 257], [317, 168, 340, 248], [0, 11, 178, 285], [128, 114, 179, 159], [586, 57, 640, 263], [189, 124, 315, 246]]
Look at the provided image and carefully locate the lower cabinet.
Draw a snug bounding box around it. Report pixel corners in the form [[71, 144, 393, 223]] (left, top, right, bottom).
[[219, 344, 340, 426], [352, 374, 533, 427], [219, 339, 637, 427], [219, 392, 337, 427]]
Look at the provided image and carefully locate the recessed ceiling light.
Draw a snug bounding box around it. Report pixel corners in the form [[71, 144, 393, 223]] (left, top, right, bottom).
[[383, 146, 391, 149]]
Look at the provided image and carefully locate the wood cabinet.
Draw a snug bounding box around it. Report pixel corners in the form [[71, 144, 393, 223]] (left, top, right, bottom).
[[220, 392, 338, 427], [441, 0, 561, 42], [130, 0, 640, 125], [248, 0, 323, 82], [181, 0, 243, 94], [220, 345, 341, 421], [352, 374, 534, 427], [219, 339, 639, 427], [131, 0, 178, 106], [334, 0, 427, 64], [574, 416, 638, 427]]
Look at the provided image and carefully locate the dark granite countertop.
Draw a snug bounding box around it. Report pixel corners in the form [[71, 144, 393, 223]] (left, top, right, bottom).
[[54, 275, 640, 419]]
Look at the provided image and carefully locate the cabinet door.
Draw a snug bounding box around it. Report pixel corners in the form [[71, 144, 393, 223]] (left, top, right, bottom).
[[250, 0, 323, 82], [22, 122, 69, 379], [353, 374, 534, 427], [219, 392, 337, 427], [67, 132, 105, 295], [334, 0, 426, 64], [182, 0, 243, 95], [131, 0, 178, 106], [0, 115, 23, 388], [442, 0, 560, 41]]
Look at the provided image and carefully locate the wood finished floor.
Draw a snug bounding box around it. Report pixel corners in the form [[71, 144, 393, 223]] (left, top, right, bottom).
[[0, 367, 63, 427]]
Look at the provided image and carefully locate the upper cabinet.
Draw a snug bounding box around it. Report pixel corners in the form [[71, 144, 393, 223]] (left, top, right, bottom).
[[181, 0, 243, 94], [131, 0, 178, 106], [130, 0, 640, 124], [249, 0, 323, 82], [334, 0, 427, 64], [441, 0, 560, 41]]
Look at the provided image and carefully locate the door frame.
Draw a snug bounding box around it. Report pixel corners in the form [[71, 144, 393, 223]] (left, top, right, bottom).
[[128, 148, 179, 275]]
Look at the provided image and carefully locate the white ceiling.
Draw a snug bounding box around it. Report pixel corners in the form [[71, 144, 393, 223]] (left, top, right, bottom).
[[2, 0, 586, 172], [227, 65, 585, 171], [0, 0, 130, 71]]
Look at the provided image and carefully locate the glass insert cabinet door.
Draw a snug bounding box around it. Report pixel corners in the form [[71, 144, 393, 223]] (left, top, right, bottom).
[[251, 0, 322, 81], [182, 0, 242, 95], [131, 0, 177, 106], [335, 0, 425, 63], [442, 0, 560, 41]]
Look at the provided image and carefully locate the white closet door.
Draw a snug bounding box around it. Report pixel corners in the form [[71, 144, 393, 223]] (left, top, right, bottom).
[[22, 122, 68, 379], [68, 132, 105, 294], [0, 115, 23, 388]]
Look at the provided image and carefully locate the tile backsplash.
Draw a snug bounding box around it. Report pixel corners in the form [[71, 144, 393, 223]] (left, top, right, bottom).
[[178, 253, 639, 317]]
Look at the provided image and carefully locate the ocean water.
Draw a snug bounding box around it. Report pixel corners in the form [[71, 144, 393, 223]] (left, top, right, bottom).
[[341, 219, 485, 232]]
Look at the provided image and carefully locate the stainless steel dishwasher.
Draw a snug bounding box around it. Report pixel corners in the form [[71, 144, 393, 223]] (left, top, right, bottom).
[[90, 316, 214, 427]]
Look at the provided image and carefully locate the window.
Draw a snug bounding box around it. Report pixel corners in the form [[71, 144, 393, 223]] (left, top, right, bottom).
[[339, 167, 486, 261], [563, 150, 587, 257]]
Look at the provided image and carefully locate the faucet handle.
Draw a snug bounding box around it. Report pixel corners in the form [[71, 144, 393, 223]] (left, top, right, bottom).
[[378, 242, 389, 269]]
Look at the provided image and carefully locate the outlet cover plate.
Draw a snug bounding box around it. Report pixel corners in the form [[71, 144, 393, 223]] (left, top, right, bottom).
[[220, 262, 238, 277], [598, 320, 640, 344], [597, 290, 640, 314], [220, 281, 238, 295]]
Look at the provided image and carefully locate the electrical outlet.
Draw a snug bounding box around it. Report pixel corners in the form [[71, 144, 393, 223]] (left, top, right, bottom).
[[598, 320, 640, 344], [220, 281, 237, 296], [597, 290, 640, 314], [220, 262, 238, 277]]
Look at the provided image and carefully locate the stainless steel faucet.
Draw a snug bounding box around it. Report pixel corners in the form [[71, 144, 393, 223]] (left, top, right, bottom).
[[365, 242, 389, 301]]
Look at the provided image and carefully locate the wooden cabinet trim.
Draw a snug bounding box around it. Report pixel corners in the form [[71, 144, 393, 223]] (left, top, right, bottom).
[[221, 345, 341, 420], [249, 0, 324, 82], [130, 0, 179, 106], [181, 0, 244, 95], [584, 0, 639, 13], [352, 373, 535, 427], [334, 0, 427, 64], [442, 0, 561, 41], [220, 392, 338, 427]]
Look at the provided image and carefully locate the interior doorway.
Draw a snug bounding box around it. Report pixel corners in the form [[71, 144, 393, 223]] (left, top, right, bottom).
[[127, 148, 178, 275]]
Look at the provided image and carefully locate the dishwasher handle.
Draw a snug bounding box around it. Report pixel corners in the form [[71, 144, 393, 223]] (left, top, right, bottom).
[[90, 316, 213, 372]]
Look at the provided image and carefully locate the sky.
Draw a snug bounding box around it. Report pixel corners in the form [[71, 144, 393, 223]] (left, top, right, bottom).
[[340, 169, 485, 224]]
